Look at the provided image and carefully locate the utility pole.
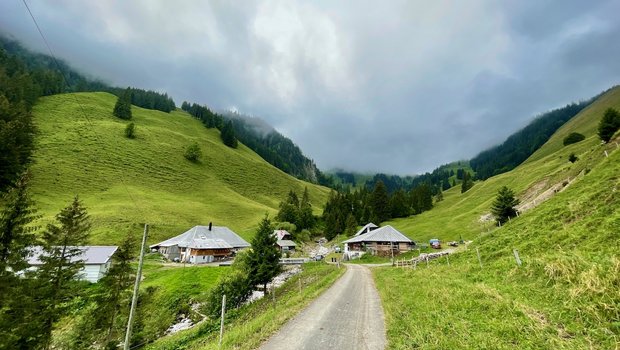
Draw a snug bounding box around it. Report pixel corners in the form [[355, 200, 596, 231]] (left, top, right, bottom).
[[124, 224, 149, 350]]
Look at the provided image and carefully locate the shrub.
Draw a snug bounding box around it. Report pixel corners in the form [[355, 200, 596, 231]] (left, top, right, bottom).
[[125, 122, 136, 139], [184, 142, 202, 162], [568, 153, 578, 163], [563, 132, 585, 146]]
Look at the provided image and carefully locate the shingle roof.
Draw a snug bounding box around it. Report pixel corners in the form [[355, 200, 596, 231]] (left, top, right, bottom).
[[192, 238, 233, 249], [354, 222, 379, 236], [28, 246, 118, 265], [343, 225, 413, 244], [150, 225, 250, 249], [276, 239, 297, 247]]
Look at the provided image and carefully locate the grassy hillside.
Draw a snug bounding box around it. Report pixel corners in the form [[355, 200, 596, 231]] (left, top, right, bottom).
[[29, 92, 330, 244], [373, 86, 620, 349], [386, 86, 620, 244], [375, 139, 619, 349]]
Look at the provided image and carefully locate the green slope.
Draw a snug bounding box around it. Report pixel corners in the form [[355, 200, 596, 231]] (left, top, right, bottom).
[[387, 86, 620, 244], [374, 87, 620, 349], [29, 92, 330, 244]]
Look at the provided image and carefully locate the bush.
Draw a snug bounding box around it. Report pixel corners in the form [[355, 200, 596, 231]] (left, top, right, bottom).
[[568, 153, 578, 163], [563, 132, 585, 146], [125, 122, 136, 139], [274, 222, 297, 233], [203, 257, 252, 318], [184, 142, 202, 162]]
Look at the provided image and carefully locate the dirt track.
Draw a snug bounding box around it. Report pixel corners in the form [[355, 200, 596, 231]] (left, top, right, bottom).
[[258, 264, 386, 350]]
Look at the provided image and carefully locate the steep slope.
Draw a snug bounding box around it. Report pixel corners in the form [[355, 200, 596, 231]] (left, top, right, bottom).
[[29, 92, 330, 244], [375, 128, 619, 349], [374, 87, 620, 349], [387, 85, 620, 243]]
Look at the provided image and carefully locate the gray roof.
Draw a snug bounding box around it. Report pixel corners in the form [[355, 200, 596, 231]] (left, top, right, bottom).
[[276, 239, 297, 247], [150, 225, 250, 249], [343, 225, 413, 244], [192, 238, 233, 249], [273, 230, 292, 240], [354, 222, 379, 236], [28, 246, 118, 266]]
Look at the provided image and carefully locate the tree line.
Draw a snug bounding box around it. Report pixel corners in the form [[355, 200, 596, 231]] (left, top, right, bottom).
[[469, 99, 595, 180], [321, 180, 436, 240], [181, 102, 238, 148]]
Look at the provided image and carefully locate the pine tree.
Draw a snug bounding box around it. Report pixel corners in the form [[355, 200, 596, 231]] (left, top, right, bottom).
[[221, 120, 238, 148], [491, 186, 520, 224], [461, 171, 473, 193], [113, 87, 132, 120], [344, 213, 357, 236], [0, 174, 40, 349], [389, 189, 409, 218], [371, 180, 390, 223], [245, 215, 281, 294], [276, 190, 300, 226], [36, 196, 91, 349], [298, 187, 314, 230], [94, 234, 136, 347], [597, 108, 620, 143]]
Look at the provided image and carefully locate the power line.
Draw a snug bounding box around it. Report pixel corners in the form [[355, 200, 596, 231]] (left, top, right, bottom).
[[21, 0, 146, 219]]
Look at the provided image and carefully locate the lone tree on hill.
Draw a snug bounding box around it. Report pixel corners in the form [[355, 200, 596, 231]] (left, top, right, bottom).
[[563, 132, 585, 146], [246, 215, 281, 294], [184, 142, 202, 162], [124, 122, 136, 139], [221, 120, 238, 148], [113, 87, 132, 120], [491, 186, 520, 225], [598, 108, 620, 143]]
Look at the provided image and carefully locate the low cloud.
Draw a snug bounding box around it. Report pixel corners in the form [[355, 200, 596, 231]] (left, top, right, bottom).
[[2, 0, 619, 174]]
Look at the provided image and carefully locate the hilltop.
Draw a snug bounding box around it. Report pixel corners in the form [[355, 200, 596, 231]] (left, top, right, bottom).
[[28, 92, 330, 244]]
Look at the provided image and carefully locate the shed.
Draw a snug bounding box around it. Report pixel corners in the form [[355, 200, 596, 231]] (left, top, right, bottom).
[[276, 239, 297, 252]]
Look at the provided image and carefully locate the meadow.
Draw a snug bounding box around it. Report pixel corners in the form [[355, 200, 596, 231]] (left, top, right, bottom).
[[28, 92, 330, 244]]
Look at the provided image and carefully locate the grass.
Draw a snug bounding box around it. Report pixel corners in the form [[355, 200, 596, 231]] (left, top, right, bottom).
[[373, 130, 620, 349], [28, 92, 330, 244], [144, 262, 345, 350], [385, 86, 620, 245]]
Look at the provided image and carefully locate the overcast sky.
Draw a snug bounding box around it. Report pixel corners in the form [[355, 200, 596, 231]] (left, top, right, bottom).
[[2, 0, 619, 174]]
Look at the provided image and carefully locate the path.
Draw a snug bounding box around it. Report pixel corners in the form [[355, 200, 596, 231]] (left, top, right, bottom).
[[259, 264, 386, 350]]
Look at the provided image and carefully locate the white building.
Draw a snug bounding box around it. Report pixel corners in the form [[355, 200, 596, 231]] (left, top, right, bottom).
[[27, 246, 118, 283]]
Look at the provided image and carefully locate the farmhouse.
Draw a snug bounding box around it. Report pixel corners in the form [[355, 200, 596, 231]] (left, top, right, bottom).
[[27, 245, 118, 283], [150, 223, 250, 263], [273, 230, 297, 253], [343, 225, 414, 257]]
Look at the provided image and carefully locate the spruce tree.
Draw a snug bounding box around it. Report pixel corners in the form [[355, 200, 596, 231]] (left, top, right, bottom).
[[491, 186, 520, 224], [221, 120, 238, 148], [36, 196, 91, 348], [298, 187, 314, 230], [245, 215, 281, 294], [344, 213, 358, 236], [597, 108, 620, 143], [113, 87, 132, 120], [0, 174, 40, 349], [92, 233, 136, 347], [371, 180, 390, 223], [461, 171, 473, 193]]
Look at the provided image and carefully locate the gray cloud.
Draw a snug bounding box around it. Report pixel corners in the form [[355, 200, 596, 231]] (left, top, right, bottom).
[[1, 0, 619, 174]]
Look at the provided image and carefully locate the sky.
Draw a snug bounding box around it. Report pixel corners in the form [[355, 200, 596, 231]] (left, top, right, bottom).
[[2, 0, 620, 175]]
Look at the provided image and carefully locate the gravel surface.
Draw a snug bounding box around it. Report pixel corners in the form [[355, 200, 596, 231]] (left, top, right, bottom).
[[259, 264, 386, 350]]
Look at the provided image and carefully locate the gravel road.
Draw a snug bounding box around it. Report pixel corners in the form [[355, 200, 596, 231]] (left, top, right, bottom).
[[259, 264, 386, 350]]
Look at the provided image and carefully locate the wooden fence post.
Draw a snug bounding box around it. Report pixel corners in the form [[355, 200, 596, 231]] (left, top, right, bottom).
[[476, 247, 483, 268], [513, 249, 522, 266], [219, 294, 226, 347], [446, 254, 450, 266]]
